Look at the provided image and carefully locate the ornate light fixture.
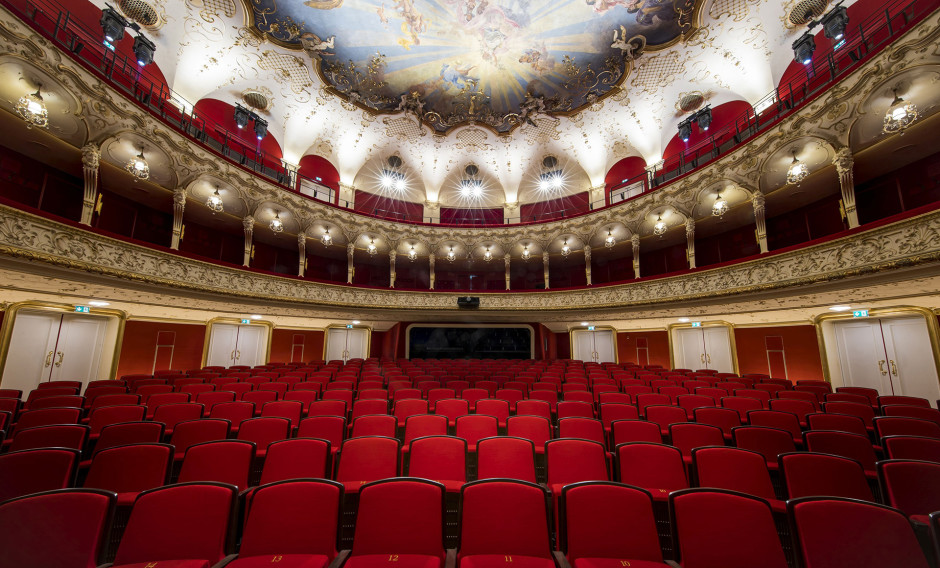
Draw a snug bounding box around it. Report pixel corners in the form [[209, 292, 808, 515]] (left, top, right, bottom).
[[446, 246, 456, 262], [653, 215, 667, 237], [321, 228, 332, 246], [712, 191, 728, 218], [206, 186, 223, 213], [604, 229, 615, 248], [15, 88, 48, 129], [522, 244, 531, 261], [124, 147, 150, 181], [786, 149, 808, 185], [883, 88, 918, 135], [269, 210, 284, 233], [367, 237, 377, 255], [483, 246, 493, 262], [561, 239, 571, 257], [408, 244, 417, 261]]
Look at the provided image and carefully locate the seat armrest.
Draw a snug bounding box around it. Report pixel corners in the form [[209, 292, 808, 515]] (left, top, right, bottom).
[[212, 553, 239, 568], [552, 551, 572, 568], [328, 549, 352, 568], [445, 548, 457, 568]]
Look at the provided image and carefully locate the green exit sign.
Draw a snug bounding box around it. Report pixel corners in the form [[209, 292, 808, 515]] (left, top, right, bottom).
[[853, 310, 869, 318], [691, 322, 702, 327], [240, 319, 250, 324], [74, 305, 90, 313]]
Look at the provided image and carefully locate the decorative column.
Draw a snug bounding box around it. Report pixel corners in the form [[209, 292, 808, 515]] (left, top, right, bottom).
[[389, 249, 397, 288], [584, 245, 592, 285], [297, 233, 307, 277], [685, 218, 696, 269], [631, 234, 641, 279], [171, 188, 186, 250], [346, 242, 355, 284], [543, 250, 550, 289], [503, 201, 520, 224], [423, 201, 441, 224], [834, 148, 859, 229], [429, 253, 436, 290], [588, 184, 606, 209], [338, 182, 356, 208], [752, 192, 768, 253], [80, 144, 99, 226], [504, 253, 511, 290], [242, 216, 254, 267]]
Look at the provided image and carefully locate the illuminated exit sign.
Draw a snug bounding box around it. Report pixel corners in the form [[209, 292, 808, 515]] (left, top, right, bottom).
[[587, 325, 595, 331], [240, 319, 250, 324], [852, 310, 869, 318], [691, 322, 702, 327], [74, 305, 90, 313]]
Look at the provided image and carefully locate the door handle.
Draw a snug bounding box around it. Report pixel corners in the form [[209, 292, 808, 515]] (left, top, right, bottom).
[[44, 351, 53, 367], [706, 354, 711, 364], [878, 360, 887, 376], [235, 350, 241, 360], [54, 351, 64, 368], [700, 353, 706, 364], [230, 349, 236, 361], [890, 360, 899, 376]]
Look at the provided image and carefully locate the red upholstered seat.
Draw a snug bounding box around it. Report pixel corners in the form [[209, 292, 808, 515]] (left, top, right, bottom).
[[670, 489, 788, 568], [408, 435, 467, 491], [460, 388, 489, 412], [476, 436, 537, 483], [779, 452, 874, 501], [152, 402, 204, 436], [669, 423, 724, 466], [458, 480, 554, 568], [345, 479, 446, 568], [83, 443, 173, 506], [226, 479, 342, 568], [8, 423, 89, 452], [435, 398, 470, 428], [455, 415, 498, 452], [517, 399, 552, 421], [395, 399, 429, 428], [877, 459, 940, 525], [884, 435, 940, 462], [297, 416, 346, 457], [692, 447, 785, 513], [335, 436, 401, 493], [237, 417, 291, 459], [507, 415, 552, 455], [883, 405, 940, 425], [475, 399, 510, 429], [789, 497, 930, 568], [823, 401, 876, 431], [111, 482, 237, 568], [169, 418, 231, 461], [261, 400, 304, 429], [87, 404, 146, 438], [720, 396, 763, 420], [879, 395, 931, 408], [731, 426, 796, 471], [0, 447, 79, 502], [351, 414, 398, 438], [874, 416, 940, 440], [0, 488, 116, 568], [259, 438, 331, 485], [615, 443, 687, 501], [557, 418, 607, 448], [610, 419, 662, 447], [208, 401, 255, 434], [177, 440, 255, 491], [89, 421, 164, 460], [804, 430, 878, 477], [748, 409, 803, 446]]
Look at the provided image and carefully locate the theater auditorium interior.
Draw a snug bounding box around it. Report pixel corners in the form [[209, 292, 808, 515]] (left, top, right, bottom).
[[0, 0, 939, 566]]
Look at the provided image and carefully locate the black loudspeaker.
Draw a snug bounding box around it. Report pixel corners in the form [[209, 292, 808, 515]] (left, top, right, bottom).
[[457, 296, 480, 309]]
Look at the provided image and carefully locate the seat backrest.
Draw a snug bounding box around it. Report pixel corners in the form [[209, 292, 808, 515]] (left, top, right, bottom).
[[789, 497, 929, 568], [208, 401, 255, 430], [732, 426, 796, 464], [669, 423, 724, 457], [458, 480, 551, 559], [874, 416, 940, 440], [403, 414, 447, 444], [878, 459, 940, 518], [237, 417, 291, 453], [88, 404, 147, 435], [351, 399, 389, 421], [83, 443, 173, 494], [879, 395, 931, 408], [693, 407, 741, 437], [238, 479, 342, 560], [806, 411, 868, 436], [114, 482, 237, 566], [435, 398, 470, 421], [560, 482, 663, 563], [454, 415, 498, 447], [475, 399, 510, 423], [408, 436, 467, 483], [177, 440, 256, 491], [611, 419, 662, 446], [476, 436, 537, 483], [804, 430, 877, 471], [692, 446, 776, 501], [556, 401, 594, 420], [11, 407, 82, 436], [336, 436, 401, 483], [823, 401, 875, 427], [151, 402, 204, 432], [720, 396, 763, 419], [170, 419, 232, 457], [27, 395, 85, 411], [507, 415, 552, 448], [9, 424, 89, 452], [883, 435, 940, 462], [882, 405, 940, 425], [0, 447, 79, 502], [616, 443, 688, 496], [93, 421, 164, 454], [545, 439, 608, 487], [516, 399, 552, 420], [748, 409, 802, 439], [670, 489, 788, 568], [259, 438, 331, 485], [353, 479, 446, 560], [557, 417, 606, 446], [297, 416, 347, 449], [260, 400, 304, 426], [308, 400, 348, 418], [351, 414, 398, 438], [598, 403, 639, 429], [779, 452, 873, 500], [0, 488, 115, 568]]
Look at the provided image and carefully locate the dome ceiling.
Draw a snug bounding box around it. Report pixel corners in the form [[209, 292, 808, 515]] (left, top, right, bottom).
[[246, 0, 702, 134]]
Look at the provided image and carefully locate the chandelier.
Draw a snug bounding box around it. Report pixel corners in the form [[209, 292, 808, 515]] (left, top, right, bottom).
[[561, 239, 570, 257], [883, 88, 918, 135], [786, 150, 808, 185], [712, 192, 728, 218], [605, 230, 615, 248], [483, 247, 493, 262], [367, 237, 377, 255], [321, 228, 332, 246], [653, 215, 667, 237], [124, 147, 150, 181], [15, 88, 48, 129], [446, 246, 456, 262], [269, 211, 284, 233], [522, 244, 531, 261], [408, 244, 417, 261], [206, 187, 223, 213]]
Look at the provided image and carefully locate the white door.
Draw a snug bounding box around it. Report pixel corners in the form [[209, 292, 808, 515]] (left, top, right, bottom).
[[325, 328, 349, 363], [571, 330, 596, 363], [206, 324, 240, 367], [834, 320, 893, 394], [675, 328, 706, 370], [235, 325, 267, 368], [345, 328, 369, 361], [881, 317, 940, 401], [0, 310, 61, 395], [593, 330, 616, 363], [51, 314, 107, 386], [703, 327, 734, 373]]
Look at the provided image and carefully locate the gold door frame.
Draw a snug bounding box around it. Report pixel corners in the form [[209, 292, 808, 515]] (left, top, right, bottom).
[[568, 325, 620, 364], [667, 320, 739, 374], [322, 324, 373, 361], [201, 317, 275, 367]]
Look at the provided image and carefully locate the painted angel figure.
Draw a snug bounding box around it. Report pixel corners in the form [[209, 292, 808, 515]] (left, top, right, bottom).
[[301, 32, 335, 59], [610, 27, 646, 60], [517, 92, 546, 126], [397, 91, 426, 117]]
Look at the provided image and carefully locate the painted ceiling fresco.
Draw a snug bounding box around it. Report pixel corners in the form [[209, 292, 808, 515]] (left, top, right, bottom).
[[245, 0, 701, 133]]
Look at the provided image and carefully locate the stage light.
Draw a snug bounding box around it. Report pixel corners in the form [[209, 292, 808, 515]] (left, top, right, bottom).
[[133, 34, 155, 66], [100, 7, 125, 44], [792, 32, 816, 65], [234, 105, 250, 129], [822, 5, 849, 41], [253, 117, 268, 140], [697, 106, 712, 131], [678, 119, 692, 142]]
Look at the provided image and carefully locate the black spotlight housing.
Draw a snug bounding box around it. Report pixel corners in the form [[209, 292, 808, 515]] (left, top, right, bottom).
[[822, 5, 849, 40], [132, 34, 156, 66], [234, 105, 250, 129], [792, 32, 816, 65], [100, 7, 126, 44], [678, 119, 692, 142], [696, 106, 712, 131], [254, 117, 268, 140]]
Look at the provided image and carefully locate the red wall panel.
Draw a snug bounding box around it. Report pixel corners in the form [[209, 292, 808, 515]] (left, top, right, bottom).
[[734, 325, 824, 382], [617, 331, 670, 367], [270, 328, 324, 364], [116, 320, 206, 376]]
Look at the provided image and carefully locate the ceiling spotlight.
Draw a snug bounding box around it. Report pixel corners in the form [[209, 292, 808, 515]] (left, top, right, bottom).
[[551, 173, 563, 190], [234, 105, 250, 129], [380, 170, 406, 192], [561, 239, 571, 257], [206, 186, 223, 213], [88, 300, 110, 307], [133, 34, 156, 66], [352, 320, 361, 325], [678, 317, 690, 322], [99, 7, 126, 45], [253, 117, 268, 140], [792, 32, 816, 65], [538, 169, 564, 192], [522, 244, 531, 261], [712, 192, 728, 218], [250, 314, 262, 320], [580, 322, 589, 326], [786, 150, 808, 185], [459, 178, 483, 198], [822, 5, 849, 41], [653, 215, 667, 237], [605, 230, 615, 248], [696, 106, 712, 131], [321, 228, 332, 246], [678, 119, 692, 142], [124, 147, 149, 181], [269, 210, 284, 233], [408, 244, 417, 261], [394, 177, 405, 191], [446, 246, 456, 262], [483, 247, 493, 262], [883, 88, 918, 135], [15, 88, 48, 129], [829, 305, 852, 312], [367, 237, 377, 255]]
